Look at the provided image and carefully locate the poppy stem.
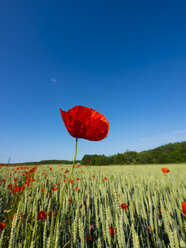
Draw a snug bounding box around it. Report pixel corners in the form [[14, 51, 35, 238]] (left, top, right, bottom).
[[53, 138, 78, 247]]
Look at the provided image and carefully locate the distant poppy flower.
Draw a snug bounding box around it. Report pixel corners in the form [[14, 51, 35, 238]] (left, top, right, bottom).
[[13, 179, 18, 182], [148, 226, 150, 232], [0, 222, 6, 231], [38, 211, 47, 220], [121, 203, 128, 210], [69, 179, 74, 184], [41, 187, 45, 192], [76, 178, 80, 181], [86, 234, 93, 242], [109, 226, 115, 235], [182, 202, 186, 215], [69, 198, 72, 204], [49, 211, 55, 217], [104, 177, 108, 181], [89, 224, 94, 230], [75, 187, 79, 191], [8, 184, 13, 188], [52, 187, 58, 191], [25, 181, 31, 187], [50, 168, 52, 171], [60, 105, 109, 141], [65, 169, 69, 174], [92, 175, 95, 178], [161, 168, 170, 174], [1, 178, 6, 183]]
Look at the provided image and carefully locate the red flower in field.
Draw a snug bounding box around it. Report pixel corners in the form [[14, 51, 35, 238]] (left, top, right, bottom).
[[92, 175, 95, 178], [50, 168, 52, 171], [0, 222, 6, 231], [8, 184, 13, 188], [109, 226, 115, 235], [32, 179, 36, 181], [38, 211, 47, 220], [121, 203, 128, 210], [52, 186, 58, 191], [182, 202, 186, 215], [86, 234, 93, 242], [1, 178, 6, 183], [76, 178, 80, 181], [60, 105, 109, 141], [75, 187, 79, 191], [41, 187, 45, 192], [13, 179, 18, 182], [49, 211, 55, 217], [69, 198, 72, 204], [104, 177, 108, 181], [69, 179, 74, 184], [161, 168, 170, 174], [87, 160, 89, 162], [148, 226, 150, 232], [25, 181, 31, 187], [65, 169, 69, 174], [89, 224, 94, 230]]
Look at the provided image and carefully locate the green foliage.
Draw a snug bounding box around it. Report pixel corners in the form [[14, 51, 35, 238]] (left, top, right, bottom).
[[81, 141, 186, 165]]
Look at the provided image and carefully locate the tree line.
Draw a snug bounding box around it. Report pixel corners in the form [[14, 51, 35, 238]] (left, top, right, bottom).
[[81, 141, 186, 165]]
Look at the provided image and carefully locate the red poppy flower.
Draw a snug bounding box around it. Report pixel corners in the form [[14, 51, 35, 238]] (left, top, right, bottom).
[[161, 168, 170, 174], [52, 186, 58, 191], [60, 106, 109, 141], [75, 187, 79, 191], [89, 224, 94, 230], [121, 203, 128, 210], [86, 234, 93, 242], [182, 202, 186, 215], [49, 211, 55, 217], [92, 175, 95, 178], [8, 184, 13, 188], [104, 177, 108, 181], [0, 222, 6, 231], [41, 187, 45, 192], [69, 198, 72, 204], [38, 211, 47, 220], [109, 226, 115, 235]]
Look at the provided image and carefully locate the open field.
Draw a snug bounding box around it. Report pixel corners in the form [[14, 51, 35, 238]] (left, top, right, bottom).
[[0, 163, 186, 247]]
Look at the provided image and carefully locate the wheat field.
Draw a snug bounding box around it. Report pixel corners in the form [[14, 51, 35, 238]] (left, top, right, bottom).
[[0, 163, 185, 247]]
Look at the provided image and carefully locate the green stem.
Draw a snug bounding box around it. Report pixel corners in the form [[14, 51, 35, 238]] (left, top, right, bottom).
[[53, 138, 78, 247]]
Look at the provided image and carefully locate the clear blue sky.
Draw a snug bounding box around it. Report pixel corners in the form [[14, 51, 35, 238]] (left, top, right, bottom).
[[0, 0, 186, 163]]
